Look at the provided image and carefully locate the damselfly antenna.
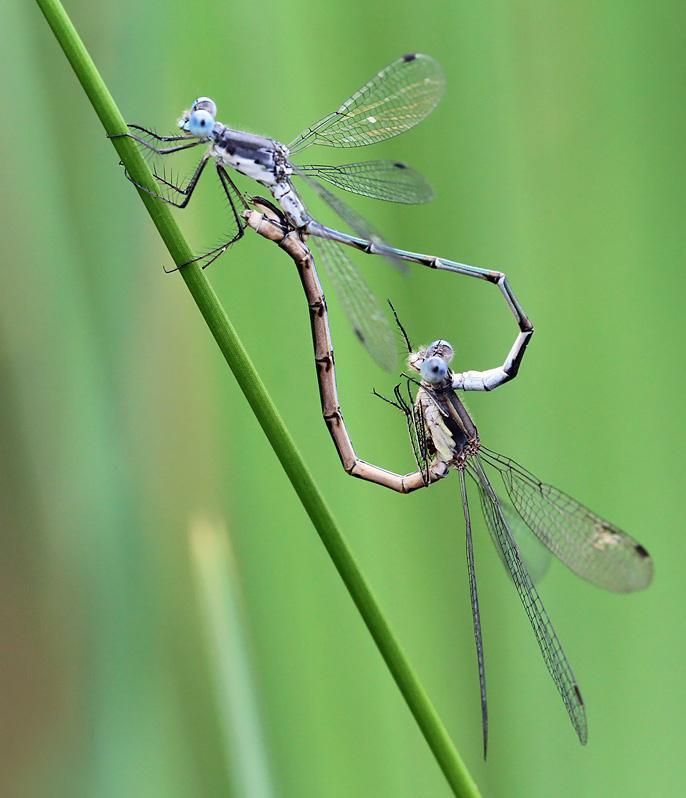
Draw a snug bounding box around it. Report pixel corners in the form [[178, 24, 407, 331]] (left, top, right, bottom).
[[388, 300, 413, 353]]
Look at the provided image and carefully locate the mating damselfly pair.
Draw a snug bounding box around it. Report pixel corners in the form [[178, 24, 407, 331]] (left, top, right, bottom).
[[114, 53, 653, 755]]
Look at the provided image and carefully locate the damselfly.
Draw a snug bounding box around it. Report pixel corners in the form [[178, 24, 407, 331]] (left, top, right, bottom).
[[374, 328, 653, 755], [245, 210, 652, 754], [113, 54, 529, 371]]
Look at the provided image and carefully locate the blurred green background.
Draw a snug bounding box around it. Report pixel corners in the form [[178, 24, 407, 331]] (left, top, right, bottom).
[[2, 1, 684, 796]]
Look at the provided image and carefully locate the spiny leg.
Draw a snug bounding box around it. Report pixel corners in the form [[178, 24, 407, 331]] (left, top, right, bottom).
[[109, 129, 203, 155], [125, 124, 191, 143], [167, 164, 247, 273], [372, 386, 405, 412], [149, 151, 213, 202], [217, 165, 251, 213], [110, 123, 208, 205], [406, 379, 432, 485], [459, 469, 489, 759], [126, 152, 212, 208], [373, 383, 432, 485]]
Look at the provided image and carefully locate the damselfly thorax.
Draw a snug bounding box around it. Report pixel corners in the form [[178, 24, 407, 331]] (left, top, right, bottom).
[[415, 382, 480, 472], [412, 338, 481, 472], [209, 128, 310, 227]]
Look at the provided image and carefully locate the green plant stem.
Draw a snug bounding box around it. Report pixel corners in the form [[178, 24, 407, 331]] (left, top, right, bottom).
[[33, 2, 481, 795]]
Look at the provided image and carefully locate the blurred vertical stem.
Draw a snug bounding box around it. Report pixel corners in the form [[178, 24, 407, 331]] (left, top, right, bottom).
[[33, 1, 481, 795], [190, 519, 276, 798]]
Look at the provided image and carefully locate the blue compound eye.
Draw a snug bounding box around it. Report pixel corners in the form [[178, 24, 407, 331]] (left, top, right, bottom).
[[186, 109, 215, 137], [192, 97, 217, 117], [427, 339, 454, 363], [420, 356, 448, 384]]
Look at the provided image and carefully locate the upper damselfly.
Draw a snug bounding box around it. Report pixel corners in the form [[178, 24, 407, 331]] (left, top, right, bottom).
[[114, 54, 529, 372]]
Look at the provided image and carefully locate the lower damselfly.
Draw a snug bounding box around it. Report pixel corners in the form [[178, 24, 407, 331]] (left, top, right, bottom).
[[374, 331, 653, 755]]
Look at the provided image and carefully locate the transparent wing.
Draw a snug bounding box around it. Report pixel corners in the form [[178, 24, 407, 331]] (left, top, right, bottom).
[[310, 236, 397, 372], [458, 470, 489, 758], [501, 502, 553, 585], [487, 498, 553, 586], [467, 456, 587, 744], [289, 53, 445, 153], [479, 446, 653, 593], [296, 161, 434, 204], [297, 170, 408, 274]]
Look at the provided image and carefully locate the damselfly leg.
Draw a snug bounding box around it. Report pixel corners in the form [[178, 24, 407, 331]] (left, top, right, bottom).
[[111, 124, 201, 152], [164, 165, 248, 272]]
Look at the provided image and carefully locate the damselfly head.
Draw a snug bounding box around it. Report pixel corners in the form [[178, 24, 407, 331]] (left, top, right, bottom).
[[408, 339, 453, 385], [178, 97, 217, 137], [427, 339, 454, 363], [420, 356, 449, 385]]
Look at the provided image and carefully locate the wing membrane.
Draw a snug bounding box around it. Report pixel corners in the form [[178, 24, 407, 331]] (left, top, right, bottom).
[[479, 447, 653, 593], [468, 457, 588, 744], [297, 169, 408, 274], [289, 54, 445, 153], [493, 501, 553, 585], [459, 470, 489, 758], [296, 161, 433, 204], [310, 237, 397, 372]]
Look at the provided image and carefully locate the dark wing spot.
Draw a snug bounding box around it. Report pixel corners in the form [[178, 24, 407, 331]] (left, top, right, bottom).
[[573, 684, 585, 706], [354, 328, 365, 343], [635, 544, 650, 559], [403, 53, 417, 62], [393, 162, 407, 169]]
